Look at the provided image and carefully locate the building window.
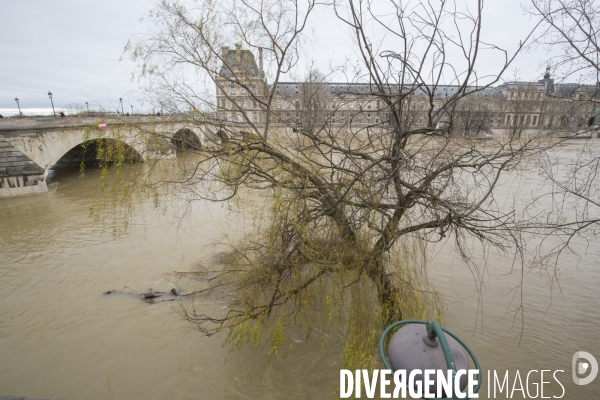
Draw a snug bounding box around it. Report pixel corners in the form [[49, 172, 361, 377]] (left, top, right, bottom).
[[285, 101, 290, 109], [251, 86, 256, 94], [295, 100, 300, 109], [242, 100, 247, 109], [506, 115, 511, 125], [532, 115, 538, 126], [241, 87, 247, 95], [221, 99, 226, 108], [230, 85, 235, 95], [367, 101, 372, 109], [349, 101, 354, 109], [253, 99, 257, 107], [276, 100, 282, 109], [253, 112, 258, 123]]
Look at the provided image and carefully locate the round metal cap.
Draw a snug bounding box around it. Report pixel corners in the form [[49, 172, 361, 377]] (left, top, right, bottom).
[[388, 323, 469, 396]]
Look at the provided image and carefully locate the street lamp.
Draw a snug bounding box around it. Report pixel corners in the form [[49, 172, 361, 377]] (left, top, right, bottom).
[[48, 91, 56, 117], [15, 97, 22, 117], [85, 101, 89, 114], [130, 105, 133, 116], [119, 98, 124, 115]]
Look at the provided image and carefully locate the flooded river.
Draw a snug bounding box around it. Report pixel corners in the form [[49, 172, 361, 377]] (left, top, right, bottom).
[[0, 143, 599, 399]]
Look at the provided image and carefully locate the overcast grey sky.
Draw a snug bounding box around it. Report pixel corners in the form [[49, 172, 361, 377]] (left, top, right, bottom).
[[0, 0, 559, 115], [0, 0, 152, 113]]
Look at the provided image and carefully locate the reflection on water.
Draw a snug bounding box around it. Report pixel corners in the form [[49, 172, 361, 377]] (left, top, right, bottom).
[[1, 145, 599, 399]]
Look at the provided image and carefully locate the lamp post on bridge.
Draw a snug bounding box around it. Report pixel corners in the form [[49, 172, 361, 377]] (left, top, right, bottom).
[[85, 101, 89, 115], [47, 91, 56, 117], [131, 105, 133, 116], [119, 98, 124, 115], [14, 97, 22, 117]]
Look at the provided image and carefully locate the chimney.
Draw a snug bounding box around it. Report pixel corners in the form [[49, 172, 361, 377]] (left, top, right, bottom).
[[221, 46, 229, 62], [235, 43, 242, 64], [259, 47, 264, 77]]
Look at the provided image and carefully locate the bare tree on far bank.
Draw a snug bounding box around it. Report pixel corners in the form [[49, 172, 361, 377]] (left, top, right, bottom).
[[107, 0, 576, 366]]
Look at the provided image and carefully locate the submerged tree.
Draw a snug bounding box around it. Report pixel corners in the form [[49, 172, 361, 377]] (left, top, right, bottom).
[[118, 0, 557, 366]]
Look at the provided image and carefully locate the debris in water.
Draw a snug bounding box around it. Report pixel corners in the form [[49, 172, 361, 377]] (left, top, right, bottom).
[[142, 292, 163, 299], [102, 286, 178, 304]]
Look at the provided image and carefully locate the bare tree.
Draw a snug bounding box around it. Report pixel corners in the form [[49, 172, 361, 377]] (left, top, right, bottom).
[[117, 0, 563, 365], [523, 0, 600, 258], [529, 0, 600, 83], [450, 100, 493, 138]]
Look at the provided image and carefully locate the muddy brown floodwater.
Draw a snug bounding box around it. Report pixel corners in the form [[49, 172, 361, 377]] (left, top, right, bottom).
[[1, 143, 599, 399]]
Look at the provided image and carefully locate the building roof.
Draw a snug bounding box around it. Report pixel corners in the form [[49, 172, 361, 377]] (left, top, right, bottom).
[[271, 82, 504, 99], [221, 47, 599, 100], [220, 49, 260, 77]]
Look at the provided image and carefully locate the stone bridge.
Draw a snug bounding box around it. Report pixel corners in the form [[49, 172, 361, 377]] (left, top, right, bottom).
[[0, 116, 220, 196]]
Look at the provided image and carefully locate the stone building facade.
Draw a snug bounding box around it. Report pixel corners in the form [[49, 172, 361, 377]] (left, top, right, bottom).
[[216, 47, 599, 137]]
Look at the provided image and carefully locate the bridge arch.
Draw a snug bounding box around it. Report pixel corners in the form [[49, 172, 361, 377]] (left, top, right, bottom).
[[52, 138, 143, 169], [19, 127, 147, 171], [216, 129, 231, 142], [171, 128, 202, 151]]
